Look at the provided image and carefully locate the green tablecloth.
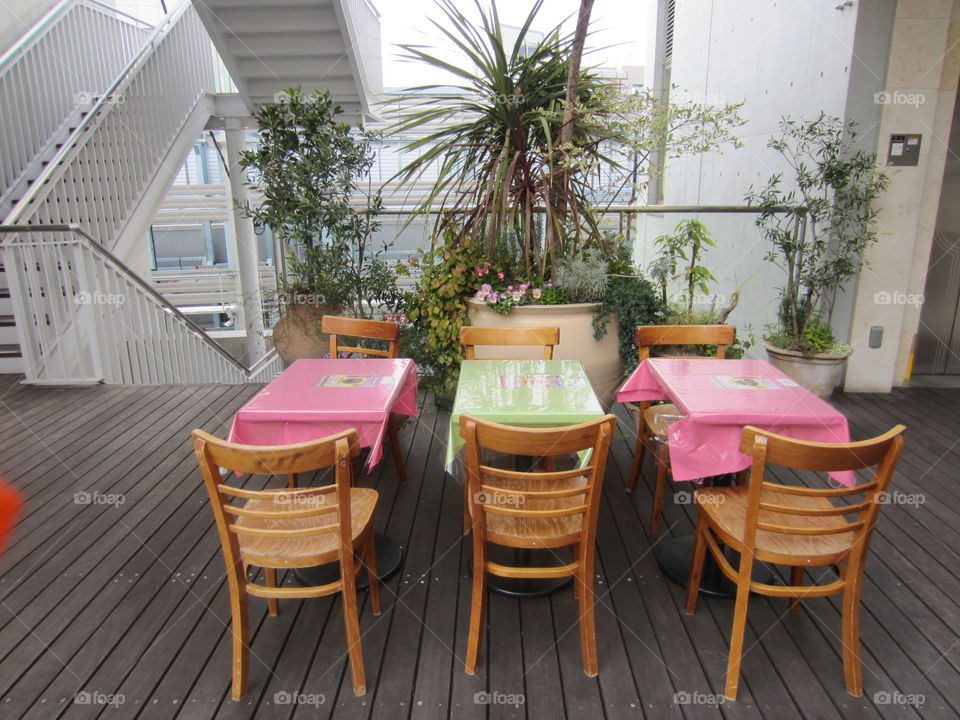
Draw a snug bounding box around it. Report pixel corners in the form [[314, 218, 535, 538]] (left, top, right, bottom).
[[445, 359, 606, 472]]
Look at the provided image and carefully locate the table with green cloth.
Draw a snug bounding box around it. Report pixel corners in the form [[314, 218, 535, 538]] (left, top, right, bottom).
[[445, 359, 605, 473]]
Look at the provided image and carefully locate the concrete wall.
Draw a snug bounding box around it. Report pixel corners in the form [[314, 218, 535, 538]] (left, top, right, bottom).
[[644, 0, 863, 354], [0, 0, 58, 56], [845, 0, 960, 390]]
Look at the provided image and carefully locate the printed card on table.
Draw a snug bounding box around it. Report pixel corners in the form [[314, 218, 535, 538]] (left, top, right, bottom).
[[710, 375, 780, 390], [499, 374, 565, 389], [318, 374, 380, 388]]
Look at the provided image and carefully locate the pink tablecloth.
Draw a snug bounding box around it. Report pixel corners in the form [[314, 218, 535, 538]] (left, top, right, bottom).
[[228, 358, 419, 469], [617, 358, 853, 485]]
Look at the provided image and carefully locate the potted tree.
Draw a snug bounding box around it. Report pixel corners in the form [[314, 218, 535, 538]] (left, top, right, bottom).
[[393, 0, 742, 405], [239, 87, 402, 363], [747, 114, 888, 399]]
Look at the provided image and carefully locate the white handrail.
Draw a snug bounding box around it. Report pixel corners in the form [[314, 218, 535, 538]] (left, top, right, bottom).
[[0, 224, 280, 385]]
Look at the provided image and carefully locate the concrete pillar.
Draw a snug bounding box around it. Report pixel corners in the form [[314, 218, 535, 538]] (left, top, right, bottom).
[[223, 117, 266, 363], [845, 0, 960, 391]]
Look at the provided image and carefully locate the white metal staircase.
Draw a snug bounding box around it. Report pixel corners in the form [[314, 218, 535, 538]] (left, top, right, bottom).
[[0, 0, 381, 383]]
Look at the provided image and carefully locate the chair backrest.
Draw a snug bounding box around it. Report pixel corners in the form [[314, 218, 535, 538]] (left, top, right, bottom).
[[636, 324, 736, 362], [460, 326, 560, 360], [322, 316, 401, 359], [459, 414, 616, 550], [192, 429, 361, 580], [738, 425, 906, 560]]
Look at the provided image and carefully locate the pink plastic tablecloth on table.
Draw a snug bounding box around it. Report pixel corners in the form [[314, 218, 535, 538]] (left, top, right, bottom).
[[617, 358, 854, 486], [228, 358, 419, 469]]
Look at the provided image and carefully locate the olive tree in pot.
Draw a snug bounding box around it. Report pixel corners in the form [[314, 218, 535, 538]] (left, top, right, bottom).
[[747, 114, 888, 398], [239, 87, 402, 363]]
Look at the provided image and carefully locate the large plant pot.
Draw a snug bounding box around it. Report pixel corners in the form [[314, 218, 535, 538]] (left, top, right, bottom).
[[271, 303, 332, 365], [467, 299, 622, 408], [763, 341, 850, 400]]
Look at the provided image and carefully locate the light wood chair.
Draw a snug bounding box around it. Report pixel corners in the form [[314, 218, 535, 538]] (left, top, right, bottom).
[[192, 428, 381, 700], [685, 424, 906, 700], [459, 326, 560, 360], [459, 413, 617, 676], [627, 324, 736, 532], [321, 315, 408, 483]]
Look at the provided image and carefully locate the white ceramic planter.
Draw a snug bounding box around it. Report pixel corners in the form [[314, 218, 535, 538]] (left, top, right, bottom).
[[466, 299, 623, 408], [763, 341, 850, 400]]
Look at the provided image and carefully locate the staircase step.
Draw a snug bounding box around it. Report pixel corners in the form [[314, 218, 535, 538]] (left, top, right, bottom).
[[0, 315, 14, 327], [0, 344, 22, 358]]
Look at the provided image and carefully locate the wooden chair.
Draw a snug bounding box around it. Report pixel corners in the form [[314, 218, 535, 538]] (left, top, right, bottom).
[[320, 315, 408, 483], [459, 413, 617, 676], [685, 424, 906, 699], [192, 428, 381, 700], [627, 324, 736, 532], [459, 326, 560, 360]]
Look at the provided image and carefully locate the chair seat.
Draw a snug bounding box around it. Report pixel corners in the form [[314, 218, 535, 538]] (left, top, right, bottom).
[[236, 488, 378, 567], [482, 472, 587, 546], [643, 403, 682, 439], [695, 486, 856, 560]]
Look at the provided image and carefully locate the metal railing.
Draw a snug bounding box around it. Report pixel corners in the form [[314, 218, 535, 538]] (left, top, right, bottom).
[[3, 2, 217, 249], [0, 0, 152, 212], [0, 224, 281, 385]]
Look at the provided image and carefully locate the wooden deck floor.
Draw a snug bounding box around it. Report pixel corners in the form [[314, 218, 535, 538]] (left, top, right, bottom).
[[0, 376, 958, 719]]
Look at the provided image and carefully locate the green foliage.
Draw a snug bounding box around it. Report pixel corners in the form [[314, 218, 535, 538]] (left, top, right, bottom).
[[391, 1, 744, 279], [557, 255, 609, 303], [593, 274, 666, 373], [239, 86, 401, 318], [650, 219, 717, 312], [765, 315, 850, 356], [404, 226, 484, 398], [746, 114, 888, 354]]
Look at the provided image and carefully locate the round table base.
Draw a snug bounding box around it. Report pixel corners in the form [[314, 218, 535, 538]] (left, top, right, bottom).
[[658, 535, 775, 598], [294, 534, 404, 590]]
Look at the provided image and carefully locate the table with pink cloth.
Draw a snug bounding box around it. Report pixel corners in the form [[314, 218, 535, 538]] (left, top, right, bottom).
[[228, 358, 419, 469], [617, 358, 853, 485]]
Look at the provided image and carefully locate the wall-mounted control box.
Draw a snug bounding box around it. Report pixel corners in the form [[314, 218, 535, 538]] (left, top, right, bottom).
[[887, 134, 921, 166]]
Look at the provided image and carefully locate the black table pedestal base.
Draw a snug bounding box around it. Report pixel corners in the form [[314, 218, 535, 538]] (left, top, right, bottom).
[[657, 535, 775, 598], [294, 534, 404, 590]]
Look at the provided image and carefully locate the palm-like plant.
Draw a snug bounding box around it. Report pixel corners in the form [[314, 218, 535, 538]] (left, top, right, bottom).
[[391, 0, 616, 279]]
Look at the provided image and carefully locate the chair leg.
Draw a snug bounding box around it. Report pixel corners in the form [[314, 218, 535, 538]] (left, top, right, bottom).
[[265, 568, 279, 617], [229, 571, 250, 701], [388, 414, 409, 483], [365, 531, 381, 616], [790, 566, 804, 614], [724, 553, 755, 700], [578, 551, 598, 676], [841, 576, 864, 696], [627, 432, 646, 492], [685, 514, 707, 614], [341, 566, 367, 696], [650, 444, 669, 534], [465, 544, 486, 675]]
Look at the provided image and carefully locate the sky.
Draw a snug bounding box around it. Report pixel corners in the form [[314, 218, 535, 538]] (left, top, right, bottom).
[[378, 0, 650, 88]]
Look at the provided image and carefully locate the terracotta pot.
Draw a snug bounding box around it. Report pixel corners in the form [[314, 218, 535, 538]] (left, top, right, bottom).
[[271, 303, 332, 365], [466, 299, 623, 408], [763, 341, 851, 400]]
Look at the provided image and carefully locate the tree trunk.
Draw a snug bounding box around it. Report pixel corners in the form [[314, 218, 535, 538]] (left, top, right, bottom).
[[561, 0, 595, 146]]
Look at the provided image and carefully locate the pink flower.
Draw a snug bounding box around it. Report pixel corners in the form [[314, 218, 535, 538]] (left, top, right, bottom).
[[512, 291, 522, 302], [532, 288, 542, 299], [497, 272, 504, 280], [488, 292, 499, 303], [476, 268, 483, 276], [507, 285, 514, 291], [475, 290, 487, 300], [481, 283, 492, 292]]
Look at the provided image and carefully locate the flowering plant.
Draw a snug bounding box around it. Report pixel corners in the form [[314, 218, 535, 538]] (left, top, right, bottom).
[[471, 262, 561, 315]]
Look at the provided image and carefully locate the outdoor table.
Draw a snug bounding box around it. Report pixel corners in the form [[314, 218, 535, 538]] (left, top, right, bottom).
[[617, 357, 852, 596], [228, 357, 419, 588], [448, 359, 605, 597]]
